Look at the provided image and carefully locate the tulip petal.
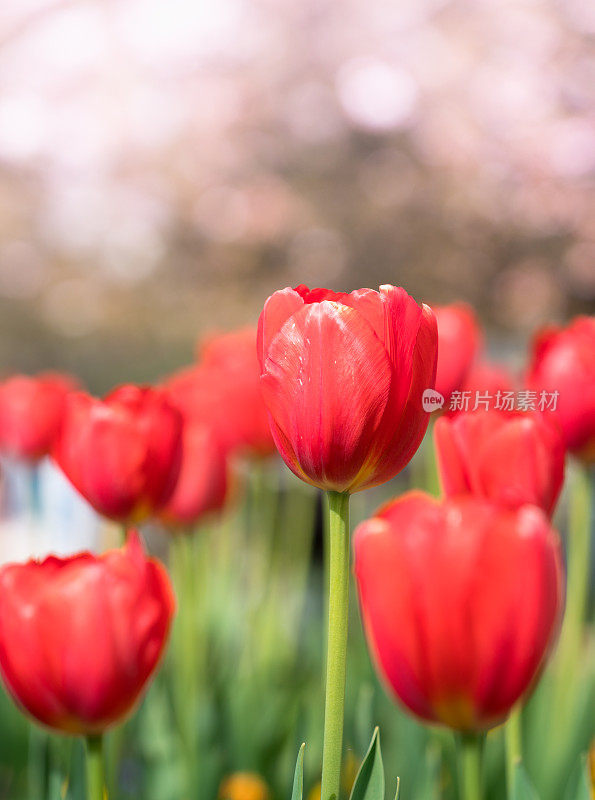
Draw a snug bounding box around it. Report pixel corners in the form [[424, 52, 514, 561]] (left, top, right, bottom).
[[433, 416, 472, 496], [471, 505, 564, 720], [53, 388, 182, 522], [0, 562, 74, 729], [0, 539, 175, 735], [356, 302, 437, 490], [354, 493, 563, 732], [261, 300, 392, 491], [159, 421, 228, 526], [475, 417, 564, 515], [54, 395, 148, 519], [527, 316, 595, 458], [433, 303, 482, 400], [257, 288, 304, 370], [354, 493, 444, 722], [435, 410, 565, 516]]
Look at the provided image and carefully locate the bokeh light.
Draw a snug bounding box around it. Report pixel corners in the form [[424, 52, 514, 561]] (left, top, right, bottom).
[[0, 0, 593, 388]]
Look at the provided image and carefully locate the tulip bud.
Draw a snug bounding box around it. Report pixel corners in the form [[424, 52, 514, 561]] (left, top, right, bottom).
[[167, 326, 276, 461], [435, 410, 565, 516], [158, 418, 229, 528], [354, 492, 564, 732], [0, 372, 77, 461], [458, 360, 516, 406], [432, 303, 483, 404], [52, 384, 183, 522], [257, 285, 438, 493], [527, 316, 595, 463], [199, 327, 276, 458], [0, 532, 175, 735]]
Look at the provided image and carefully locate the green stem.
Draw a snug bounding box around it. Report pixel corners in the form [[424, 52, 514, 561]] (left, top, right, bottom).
[[458, 734, 483, 800], [505, 707, 522, 798], [85, 735, 105, 800], [27, 726, 47, 800], [321, 491, 350, 800], [170, 531, 201, 792], [425, 419, 441, 497], [558, 464, 592, 678], [48, 736, 64, 800]]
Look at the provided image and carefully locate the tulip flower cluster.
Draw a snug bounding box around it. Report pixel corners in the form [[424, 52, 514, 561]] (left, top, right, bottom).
[[0, 325, 280, 799], [0, 293, 591, 800]]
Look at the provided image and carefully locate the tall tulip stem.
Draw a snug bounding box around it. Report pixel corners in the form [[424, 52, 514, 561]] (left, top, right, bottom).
[[562, 464, 593, 664], [85, 735, 106, 800], [458, 734, 483, 800], [504, 706, 522, 797], [321, 490, 350, 800]]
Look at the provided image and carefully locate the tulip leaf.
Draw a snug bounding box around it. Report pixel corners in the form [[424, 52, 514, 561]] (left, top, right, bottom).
[[291, 743, 305, 800], [355, 684, 375, 755], [563, 755, 591, 800], [349, 727, 385, 800], [512, 762, 541, 800]]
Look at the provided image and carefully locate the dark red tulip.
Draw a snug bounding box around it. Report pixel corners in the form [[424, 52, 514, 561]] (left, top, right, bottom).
[[527, 316, 595, 462], [435, 410, 565, 516], [354, 492, 564, 732], [0, 532, 175, 735], [257, 285, 438, 493], [53, 385, 183, 522], [0, 372, 77, 461], [158, 418, 229, 527], [432, 303, 482, 403]]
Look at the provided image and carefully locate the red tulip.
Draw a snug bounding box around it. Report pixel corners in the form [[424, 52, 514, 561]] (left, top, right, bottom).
[[435, 410, 565, 516], [460, 360, 516, 403], [433, 303, 482, 402], [200, 327, 276, 458], [443, 360, 517, 417], [0, 532, 175, 735], [527, 316, 595, 462], [0, 372, 77, 461], [354, 492, 564, 732], [53, 385, 183, 522], [170, 327, 276, 459], [158, 419, 229, 527], [257, 285, 437, 492]]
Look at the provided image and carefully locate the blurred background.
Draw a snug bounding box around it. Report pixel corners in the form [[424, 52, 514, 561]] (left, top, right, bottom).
[[0, 4, 594, 797], [1, 0, 594, 390]]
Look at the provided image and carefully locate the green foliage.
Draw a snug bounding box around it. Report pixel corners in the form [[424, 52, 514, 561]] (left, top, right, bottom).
[[563, 756, 592, 800], [511, 762, 541, 800], [291, 744, 305, 800], [348, 728, 400, 800], [0, 460, 591, 800], [349, 729, 384, 800]]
